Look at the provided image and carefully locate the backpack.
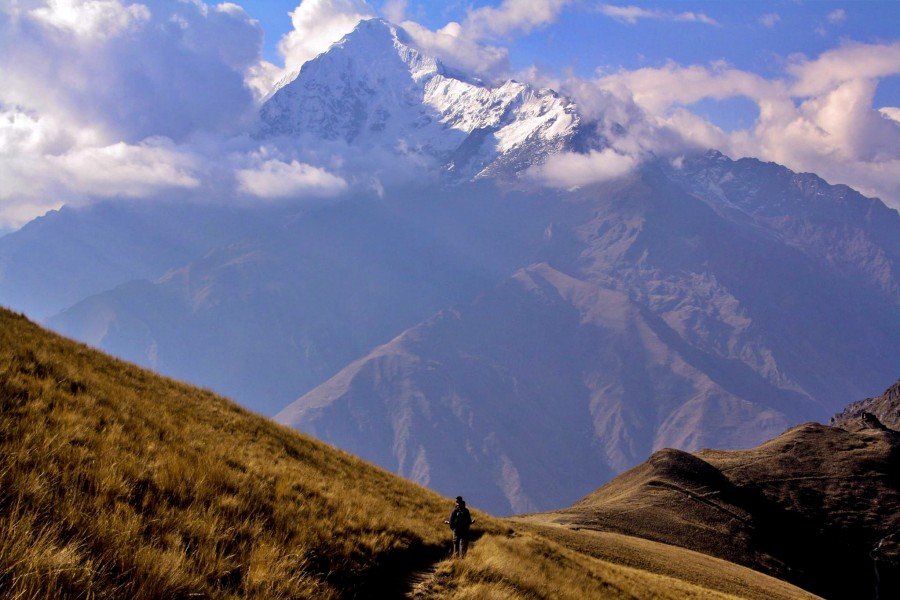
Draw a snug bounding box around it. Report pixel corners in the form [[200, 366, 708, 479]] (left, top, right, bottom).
[[451, 507, 472, 531]]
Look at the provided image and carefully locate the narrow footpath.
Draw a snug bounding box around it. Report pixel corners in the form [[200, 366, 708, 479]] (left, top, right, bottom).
[[404, 560, 442, 598]]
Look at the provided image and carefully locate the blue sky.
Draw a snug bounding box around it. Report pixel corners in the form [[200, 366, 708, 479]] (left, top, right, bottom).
[[247, 1, 899, 131]]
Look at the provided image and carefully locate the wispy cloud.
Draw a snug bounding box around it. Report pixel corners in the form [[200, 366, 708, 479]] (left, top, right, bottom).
[[598, 4, 718, 26], [759, 13, 780, 29], [461, 0, 570, 39], [528, 148, 637, 189], [827, 8, 846, 24]]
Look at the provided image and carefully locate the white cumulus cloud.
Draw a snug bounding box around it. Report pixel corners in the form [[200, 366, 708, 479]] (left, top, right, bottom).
[[0, 107, 204, 226], [0, 1, 273, 227], [400, 0, 569, 80], [788, 41, 900, 96], [399, 20, 510, 79], [529, 149, 637, 189], [278, 0, 375, 75], [544, 41, 900, 207], [0, 0, 261, 142], [29, 0, 151, 38], [236, 158, 348, 199]]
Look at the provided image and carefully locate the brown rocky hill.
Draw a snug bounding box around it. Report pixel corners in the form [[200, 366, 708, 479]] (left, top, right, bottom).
[[831, 379, 900, 430], [519, 385, 900, 599]]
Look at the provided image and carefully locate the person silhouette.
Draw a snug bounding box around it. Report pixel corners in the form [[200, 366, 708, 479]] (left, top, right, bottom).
[[445, 496, 474, 557]]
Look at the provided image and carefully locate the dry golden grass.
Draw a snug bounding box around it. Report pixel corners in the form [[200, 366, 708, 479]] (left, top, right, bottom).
[[411, 531, 753, 600], [508, 521, 819, 600], [0, 308, 818, 599], [0, 309, 468, 599]]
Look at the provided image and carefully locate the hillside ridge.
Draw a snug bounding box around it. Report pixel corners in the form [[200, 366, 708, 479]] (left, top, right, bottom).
[[520, 398, 900, 599]]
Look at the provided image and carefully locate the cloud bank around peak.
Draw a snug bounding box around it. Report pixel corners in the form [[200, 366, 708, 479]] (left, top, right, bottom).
[[529, 149, 638, 189], [277, 0, 375, 76], [524, 40, 900, 204], [0, 0, 578, 228], [231, 1, 900, 207], [0, 1, 898, 229]]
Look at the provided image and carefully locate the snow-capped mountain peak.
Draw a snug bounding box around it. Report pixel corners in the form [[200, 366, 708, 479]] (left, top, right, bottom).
[[259, 18, 586, 179]]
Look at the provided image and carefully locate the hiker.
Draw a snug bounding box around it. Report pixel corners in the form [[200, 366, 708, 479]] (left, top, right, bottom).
[[445, 496, 474, 557]]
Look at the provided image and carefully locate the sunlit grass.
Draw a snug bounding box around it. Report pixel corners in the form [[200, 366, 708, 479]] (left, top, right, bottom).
[[413, 532, 750, 599], [0, 309, 462, 598]]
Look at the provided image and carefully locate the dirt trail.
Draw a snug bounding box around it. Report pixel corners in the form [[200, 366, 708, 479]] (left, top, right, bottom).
[[404, 560, 442, 598], [404, 542, 466, 598]]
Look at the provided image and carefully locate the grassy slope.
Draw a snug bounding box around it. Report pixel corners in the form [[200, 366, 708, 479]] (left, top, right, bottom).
[[0, 309, 461, 599], [0, 309, 814, 599], [504, 524, 818, 600]]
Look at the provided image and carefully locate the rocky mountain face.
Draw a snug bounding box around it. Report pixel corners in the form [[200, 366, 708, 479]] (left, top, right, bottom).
[[276, 158, 899, 514], [520, 382, 900, 599], [2, 19, 897, 517], [260, 19, 587, 180]]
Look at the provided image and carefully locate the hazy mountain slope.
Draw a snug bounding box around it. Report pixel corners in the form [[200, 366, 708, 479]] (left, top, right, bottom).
[[573, 161, 899, 410], [278, 261, 798, 514], [519, 398, 900, 599], [0, 201, 275, 320], [0, 308, 816, 599], [278, 159, 899, 515], [672, 151, 900, 299], [47, 189, 556, 414]]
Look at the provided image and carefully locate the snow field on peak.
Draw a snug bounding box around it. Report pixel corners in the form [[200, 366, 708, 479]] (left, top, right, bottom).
[[260, 18, 583, 179]]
